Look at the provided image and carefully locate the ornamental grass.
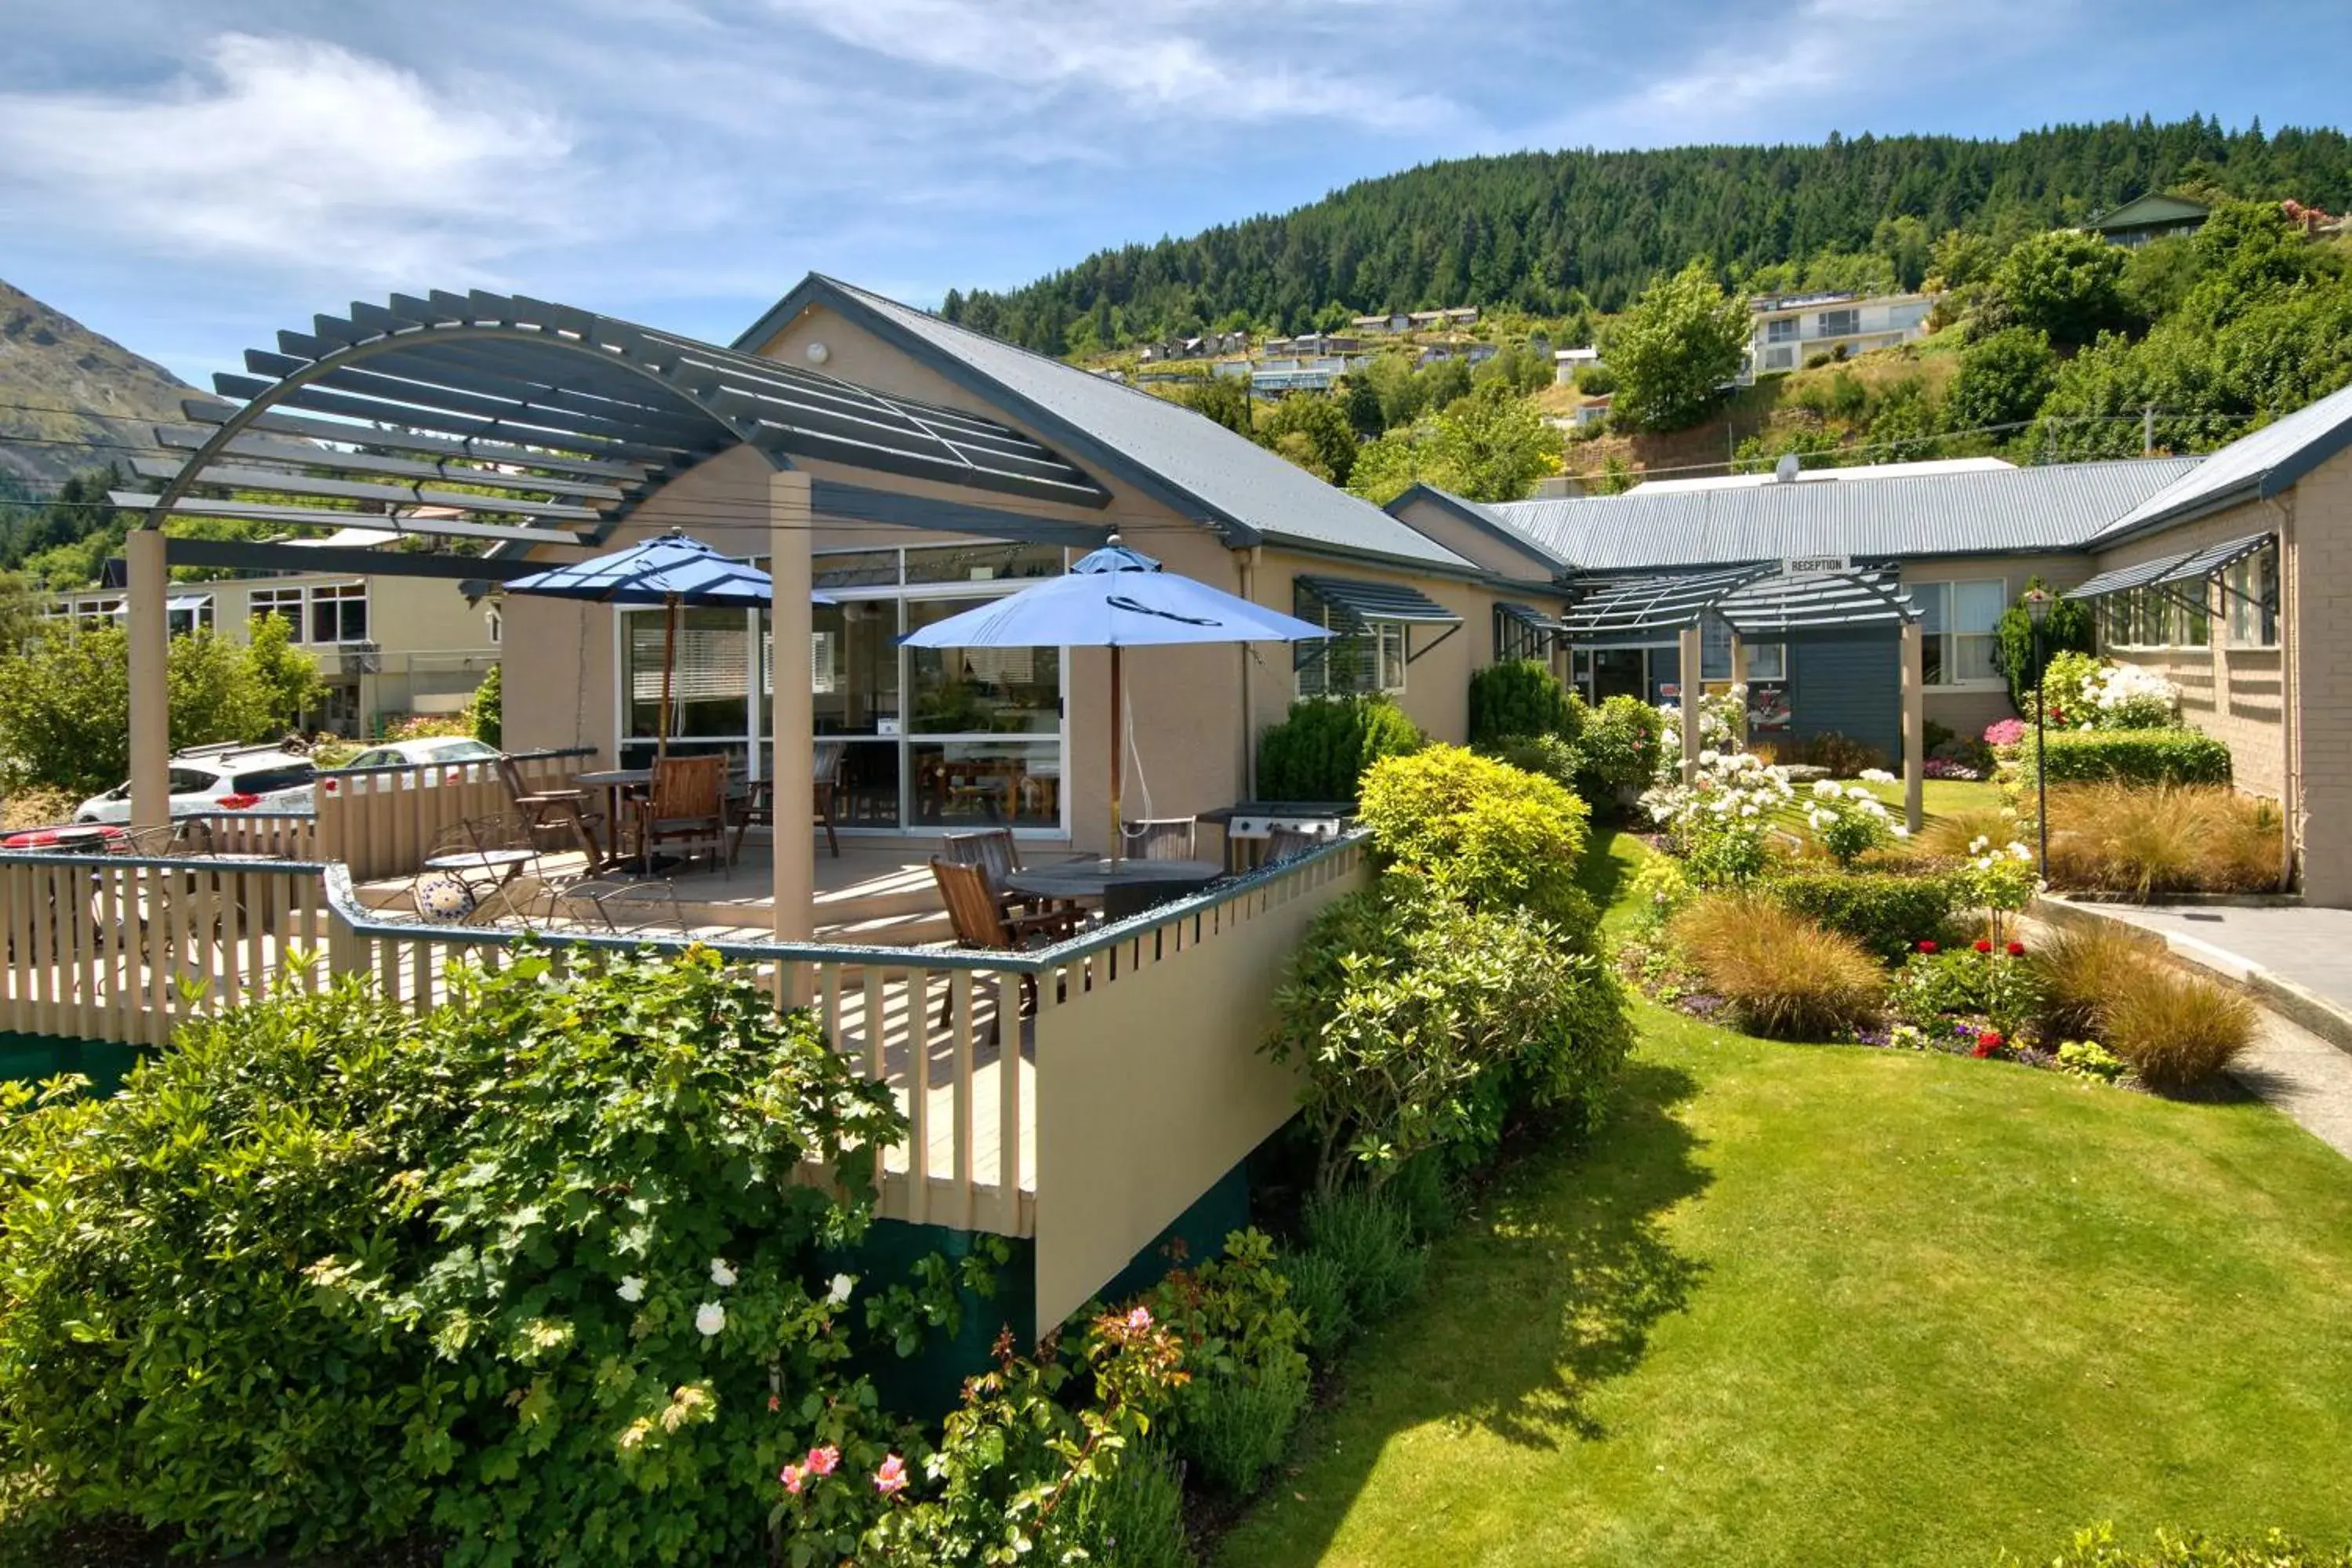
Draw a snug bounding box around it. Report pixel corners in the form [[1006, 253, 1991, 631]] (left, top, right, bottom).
[[2028, 920, 2166, 1040], [2099, 964, 2259, 1091], [2043, 782, 2281, 898], [1670, 894, 1885, 1040]]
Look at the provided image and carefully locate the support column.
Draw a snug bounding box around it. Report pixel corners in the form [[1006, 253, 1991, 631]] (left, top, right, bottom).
[[127, 528, 170, 832], [1677, 623, 1703, 784], [769, 469, 816, 945], [1900, 619, 1925, 833], [1726, 629, 1747, 750]]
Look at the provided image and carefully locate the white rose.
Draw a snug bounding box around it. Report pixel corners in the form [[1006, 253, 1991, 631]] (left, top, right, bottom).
[[695, 1301, 726, 1338], [826, 1272, 855, 1306], [617, 1276, 645, 1304], [710, 1258, 737, 1288], [1891, 824, 1911, 839]]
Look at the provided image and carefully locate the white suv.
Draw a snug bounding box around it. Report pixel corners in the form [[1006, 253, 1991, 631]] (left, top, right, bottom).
[[75, 742, 318, 823]]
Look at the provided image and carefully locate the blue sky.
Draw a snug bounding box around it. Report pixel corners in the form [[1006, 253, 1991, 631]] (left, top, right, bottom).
[[4, 0, 2347, 384]]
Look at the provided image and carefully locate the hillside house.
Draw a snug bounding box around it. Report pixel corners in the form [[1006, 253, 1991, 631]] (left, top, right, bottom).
[[1742, 291, 1935, 380]]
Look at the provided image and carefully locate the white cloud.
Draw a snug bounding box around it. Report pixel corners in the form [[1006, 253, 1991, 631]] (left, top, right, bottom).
[[0, 33, 584, 285], [757, 0, 1457, 132]]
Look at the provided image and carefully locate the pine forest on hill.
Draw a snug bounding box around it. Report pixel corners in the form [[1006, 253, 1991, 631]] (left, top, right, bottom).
[[946, 116, 2352, 350]]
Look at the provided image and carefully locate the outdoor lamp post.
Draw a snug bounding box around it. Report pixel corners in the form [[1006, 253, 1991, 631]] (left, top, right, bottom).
[[2024, 587, 2051, 870]]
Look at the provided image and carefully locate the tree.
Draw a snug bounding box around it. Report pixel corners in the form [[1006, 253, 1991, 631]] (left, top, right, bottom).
[[1945, 327, 2059, 436], [1169, 374, 1254, 436], [1424, 385, 1557, 502], [1341, 375, 1385, 437], [0, 572, 41, 655], [1605, 261, 1751, 431], [1342, 431, 1428, 505], [1990, 230, 2134, 347], [467, 662, 503, 749], [1929, 228, 2000, 289], [245, 613, 325, 735], [1260, 394, 1359, 485], [0, 624, 303, 795]]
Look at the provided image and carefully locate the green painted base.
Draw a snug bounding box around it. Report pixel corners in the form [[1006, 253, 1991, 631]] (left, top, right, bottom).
[[0, 1033, 142, 1095]]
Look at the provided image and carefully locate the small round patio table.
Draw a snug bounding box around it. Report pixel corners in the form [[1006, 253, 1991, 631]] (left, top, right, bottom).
[[1001, 858, 1225, 922]]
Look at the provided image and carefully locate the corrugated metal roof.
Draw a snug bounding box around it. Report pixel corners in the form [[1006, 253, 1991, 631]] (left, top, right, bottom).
[[2095, 379, 2352, 542], [735, 276, 1476, 575], [1475, 457, 2205, 572]]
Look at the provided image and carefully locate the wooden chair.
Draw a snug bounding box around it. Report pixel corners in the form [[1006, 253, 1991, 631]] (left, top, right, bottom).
[[635, 755, 729, 876], [929, 856, 1080, 1029], [1120, 817, 1198, 861], [728, 742, 844, 863], [942, 826, 1062, 920], [496, 755, 603, 865]]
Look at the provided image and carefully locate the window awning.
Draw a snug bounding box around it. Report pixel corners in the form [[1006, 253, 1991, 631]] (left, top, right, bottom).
[[111, 593, 213, 615], [1293, 575, 1461, 630], [1494, 601, 1566, 635], [2157, 532, 2274, 585], [2063, 551, 2198, 601]]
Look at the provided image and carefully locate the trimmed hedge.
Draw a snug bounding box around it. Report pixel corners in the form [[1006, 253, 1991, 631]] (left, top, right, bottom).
[[1764, 869, 1963, 961], [1468, 660, 1576, 748], [2017, 728, 2232, 786], [1257, 695, 1424, 803]]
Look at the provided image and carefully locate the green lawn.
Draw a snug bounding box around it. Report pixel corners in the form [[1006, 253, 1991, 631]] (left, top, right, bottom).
[[1218, 833, 2352, 1567]]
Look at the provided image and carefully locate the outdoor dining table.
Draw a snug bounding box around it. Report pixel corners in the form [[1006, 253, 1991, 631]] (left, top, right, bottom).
[[574, 768, 652, 869], [1000, 858, 1225, 922], [423, 848, 538, 888]]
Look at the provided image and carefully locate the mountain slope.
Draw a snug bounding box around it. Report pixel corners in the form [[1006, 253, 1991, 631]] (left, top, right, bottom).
[[949, 116, 2352, 350], [0, 278, 195, 492]]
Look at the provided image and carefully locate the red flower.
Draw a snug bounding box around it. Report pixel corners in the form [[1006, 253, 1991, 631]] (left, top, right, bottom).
[[1973, 1030, 2004, 1058], [2005, 941, 2026, 957], [1973, 939, 1993, 954], [1917, 940, 1939, 954]]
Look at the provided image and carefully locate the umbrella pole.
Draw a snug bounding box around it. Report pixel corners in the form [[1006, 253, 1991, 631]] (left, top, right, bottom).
[[656, 594, 677, 768], [1109, 643, 1123, 861]]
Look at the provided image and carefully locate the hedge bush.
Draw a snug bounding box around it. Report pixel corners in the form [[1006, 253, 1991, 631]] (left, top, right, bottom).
[[1255, 695, 1423, 803], [2016, 728, 2233, 786], [1357, 743, 1595, 937], [1468, 659, 1577, 748], [1764, 869, 1962, 961]]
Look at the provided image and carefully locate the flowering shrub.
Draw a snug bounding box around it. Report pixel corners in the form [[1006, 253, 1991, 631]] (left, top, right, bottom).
[[1653, 685, 1745, 764], [0, 949, 910, 1566], [1958, 834, 2042, 942], [1573, 693, 1671, 800], [1642, 750, 1794, 887], [1802, 771, 1907, 868], [1628, 852, 1694, 934], [2086, 662, 2180, 729], [1148, 1229, 1312, 1495], [1923, 757, 1983, 780], [1984, 717, 2028, 750], [1889, 942, 2046, 1040]]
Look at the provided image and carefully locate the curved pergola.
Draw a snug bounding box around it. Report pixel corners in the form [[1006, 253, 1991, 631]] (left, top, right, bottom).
[[1557, 561, 1929, 828], [117, 288, 1109, 552]]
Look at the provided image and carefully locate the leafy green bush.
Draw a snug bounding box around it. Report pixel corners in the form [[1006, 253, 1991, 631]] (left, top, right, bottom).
[[0, 949, 905, 1565], [1266, 873, 1631, 1191], [1889, 945, 2045, 1039], [1670, 895, 1886, 1040], [1277, 1243, 1356, 1355], [1302, 1186, 1427, 1323], [1764, 869, 1962, 961], [2015, 1521, 2352, 1567], [1357, 743, 1596, 937], [2017, 728, 2233, 786], [1572, 693, 1670, 802], [1483, 730, 1583, 791], [1995, 576, 2094, 712], [1256, 694, 1423, 803], [1149, 1231, 1311, 1497], [2055, 1040, 2129, 1083], [1468, 659, 1577, 747]]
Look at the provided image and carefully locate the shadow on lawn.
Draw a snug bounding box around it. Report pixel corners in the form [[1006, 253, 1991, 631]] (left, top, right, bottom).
[[1459, 1058, 1711, 1449], [1225, 1058, 1713, 1561]]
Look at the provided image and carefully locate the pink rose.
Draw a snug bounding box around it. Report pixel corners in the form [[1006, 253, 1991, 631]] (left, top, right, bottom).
[[782, 1462, 805, 1495], [1125, 1305, 1152, 1334], [876, 1454, 909, 1496], [807, 1444, 839, 1478]]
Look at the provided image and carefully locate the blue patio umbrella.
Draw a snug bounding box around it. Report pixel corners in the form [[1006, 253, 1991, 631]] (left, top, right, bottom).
[[504, 530, 835, 761], [898, 537, 1331, 854]]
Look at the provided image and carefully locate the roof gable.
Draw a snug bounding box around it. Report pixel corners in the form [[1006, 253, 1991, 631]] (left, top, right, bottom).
[[2095, 377, 2352, 543], [735, 275, 1474, 575]]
